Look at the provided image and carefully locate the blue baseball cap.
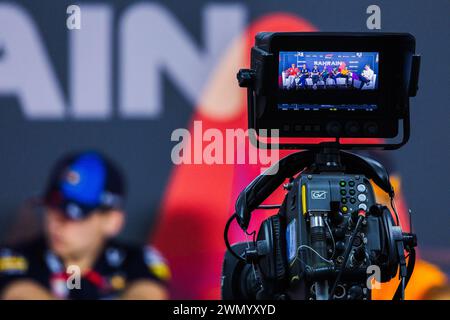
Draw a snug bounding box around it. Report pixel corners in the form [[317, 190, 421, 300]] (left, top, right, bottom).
[[43, 151, 126, 220]]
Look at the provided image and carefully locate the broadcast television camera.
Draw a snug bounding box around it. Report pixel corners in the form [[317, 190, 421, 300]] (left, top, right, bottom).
[[221, 33, 420, 300]]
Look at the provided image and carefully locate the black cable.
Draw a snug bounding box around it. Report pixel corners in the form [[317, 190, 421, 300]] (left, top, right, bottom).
[[390, 196, 400, 226], [393, 248, 416, 300], [245, 230, 257, 245], [257, 204, 282, 209], [224, 213, 247, 262], [329, 215, 364, 299]]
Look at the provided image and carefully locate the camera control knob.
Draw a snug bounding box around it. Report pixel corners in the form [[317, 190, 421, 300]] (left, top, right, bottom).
[[348, 285, 364, 300], [357, 194, 367, 202], [357, 184, 366, 192]]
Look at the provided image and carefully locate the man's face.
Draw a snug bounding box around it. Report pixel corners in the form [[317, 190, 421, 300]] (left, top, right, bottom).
[[365, 65, 369, 70], [44, 207, 123, 259], [291, 64, 295, 69]]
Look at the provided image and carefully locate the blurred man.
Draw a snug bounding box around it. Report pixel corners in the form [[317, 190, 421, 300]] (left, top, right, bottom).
[[0, 151, 170, 300]]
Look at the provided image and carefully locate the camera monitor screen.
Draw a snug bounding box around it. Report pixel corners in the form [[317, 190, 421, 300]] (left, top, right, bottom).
[[279, 51, 379, 91], [246, 32, 418, 142]]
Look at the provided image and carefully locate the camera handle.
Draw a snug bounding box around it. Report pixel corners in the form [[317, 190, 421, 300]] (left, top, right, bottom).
[[235, 142, 393, 231], [225, 143, 417, 300]]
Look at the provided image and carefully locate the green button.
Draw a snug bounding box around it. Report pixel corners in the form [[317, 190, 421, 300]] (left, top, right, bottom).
[[348, 181, 355, 187], [349, 189, 356, 195], [341, 198, 347, 204], [340, 189, 347, 196], [350, 198, 356, 204], [339, 181, 346, 187]]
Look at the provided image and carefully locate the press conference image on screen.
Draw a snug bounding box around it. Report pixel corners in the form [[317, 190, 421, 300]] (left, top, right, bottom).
[[279, 51, 379, 90]]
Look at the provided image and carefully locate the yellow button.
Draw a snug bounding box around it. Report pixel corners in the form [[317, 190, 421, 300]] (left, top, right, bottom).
[[341, 206, 348, 213]]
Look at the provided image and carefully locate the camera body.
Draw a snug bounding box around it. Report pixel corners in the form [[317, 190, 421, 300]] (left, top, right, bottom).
[[222, 148, 415, 300]]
